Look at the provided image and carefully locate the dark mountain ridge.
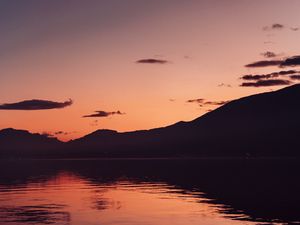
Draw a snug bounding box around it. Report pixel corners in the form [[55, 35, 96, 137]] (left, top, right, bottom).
[[0, 128, 62, 158], [1, 84, 300, 158]]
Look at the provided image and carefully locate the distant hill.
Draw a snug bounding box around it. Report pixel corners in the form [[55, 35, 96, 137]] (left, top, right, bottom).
[[0, 128, 62, 158], [1, 84, 300, 158]]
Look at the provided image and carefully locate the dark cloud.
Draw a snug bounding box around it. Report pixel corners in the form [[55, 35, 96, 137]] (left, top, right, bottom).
[[261, 51, 277, 58], [240, 70, 298, 81], [275, 70, 298, 75], [83, 110, 125, 118], [245, 56, 300, 68], [281, 55, 300, 67], [203, 101, 231, 106], [263, 23, 284, 31], [186, 98, 205, 104], [241, 74, 274, 80], [291, 27, 299, 31], [290, 75, 300, 80], [187, 99, 230, 107], [245, 60, 283, 68], [240, 79, 292, 87], [0, 99, 73, 110], [136, 58, 168, 64], [272, 23, 284, 29]]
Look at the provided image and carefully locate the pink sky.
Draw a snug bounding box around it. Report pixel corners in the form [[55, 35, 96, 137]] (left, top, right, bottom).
[[1, 0, 300, 140]]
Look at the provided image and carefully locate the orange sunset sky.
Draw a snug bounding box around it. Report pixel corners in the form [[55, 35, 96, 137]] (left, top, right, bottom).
[[1, 0, 300, 141]]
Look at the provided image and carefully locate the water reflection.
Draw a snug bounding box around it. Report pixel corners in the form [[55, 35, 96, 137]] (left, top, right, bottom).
[[0, 204, 70, 224], [0, 159, 299, 225]]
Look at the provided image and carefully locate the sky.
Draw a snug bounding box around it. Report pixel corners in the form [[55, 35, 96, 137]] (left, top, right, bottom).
[[1, 0, 300, 141]]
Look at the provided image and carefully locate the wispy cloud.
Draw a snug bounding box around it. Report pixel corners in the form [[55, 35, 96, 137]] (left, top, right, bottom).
[[136, 58, 169, 64], [261, 51, 278, 58], [241, 70, 298, 81], [186, 99, 205, 104], [82, 110, 125, 118], [245, 55, 300, 68], [203, 101, 231, 106], [218, 83, 232, 88], [263, 23, 284, 31], [241, 74, 275, 80], [240, 79, 292, 87], [290, 75, 300, 80], [281, 55, 300, 67], [0, 99, 73, 110], [186, 98, 230, 107], [272, 23, 284, 29], [245, 60, 282, 68], [274, 70, 299, 75]]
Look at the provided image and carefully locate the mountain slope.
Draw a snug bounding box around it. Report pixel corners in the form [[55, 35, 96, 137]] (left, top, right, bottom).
[[0, 128, 63, 158], [69, 84, 300, 157], [1, 84, 300, 158]]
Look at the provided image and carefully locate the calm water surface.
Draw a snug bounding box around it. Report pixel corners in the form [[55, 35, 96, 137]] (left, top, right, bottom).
[[0, 159, 299, 225]]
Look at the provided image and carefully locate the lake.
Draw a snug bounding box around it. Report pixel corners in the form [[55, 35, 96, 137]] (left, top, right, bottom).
[[0, 159, 299, 225]]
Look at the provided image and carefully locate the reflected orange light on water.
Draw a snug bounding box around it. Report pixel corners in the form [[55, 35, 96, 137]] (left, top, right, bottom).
[[0, 172, 255, 225]]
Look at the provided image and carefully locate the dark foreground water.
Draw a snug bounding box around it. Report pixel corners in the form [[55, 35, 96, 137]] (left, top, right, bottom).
[[0, 159, 299, 225]]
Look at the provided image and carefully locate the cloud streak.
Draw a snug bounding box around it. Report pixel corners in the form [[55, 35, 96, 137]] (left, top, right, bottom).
[[203, 101, 231, 106], [245, 56, 300, 68], [187, 99, 230, 107], [136, 58, 168, 64], [281, 55, 300, 67], [274, 70, 299, 75], [239, 69, 299, 87], [186, 98, 205, 104], [263, 23, 284, 31], [0, 99, 73, 110], [241, 70, 298, 80], [261, 51, 277, 58], [245, 60, 282, 68], [272, 23, 284, 29], [290, 75, 300, 80], [240, 79, 292, 87], [218, 83, 232, 88], [241, 74, 274, 80], [82, 110, 125, 118]]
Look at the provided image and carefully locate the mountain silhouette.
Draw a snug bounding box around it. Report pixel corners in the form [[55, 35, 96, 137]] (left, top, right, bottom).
[[0, 128, 62, 158], [1, 84, 300, 158]]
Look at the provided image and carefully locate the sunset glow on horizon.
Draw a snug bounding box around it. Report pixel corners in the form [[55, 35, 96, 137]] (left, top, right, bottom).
[[1, 0, 300, 140]]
